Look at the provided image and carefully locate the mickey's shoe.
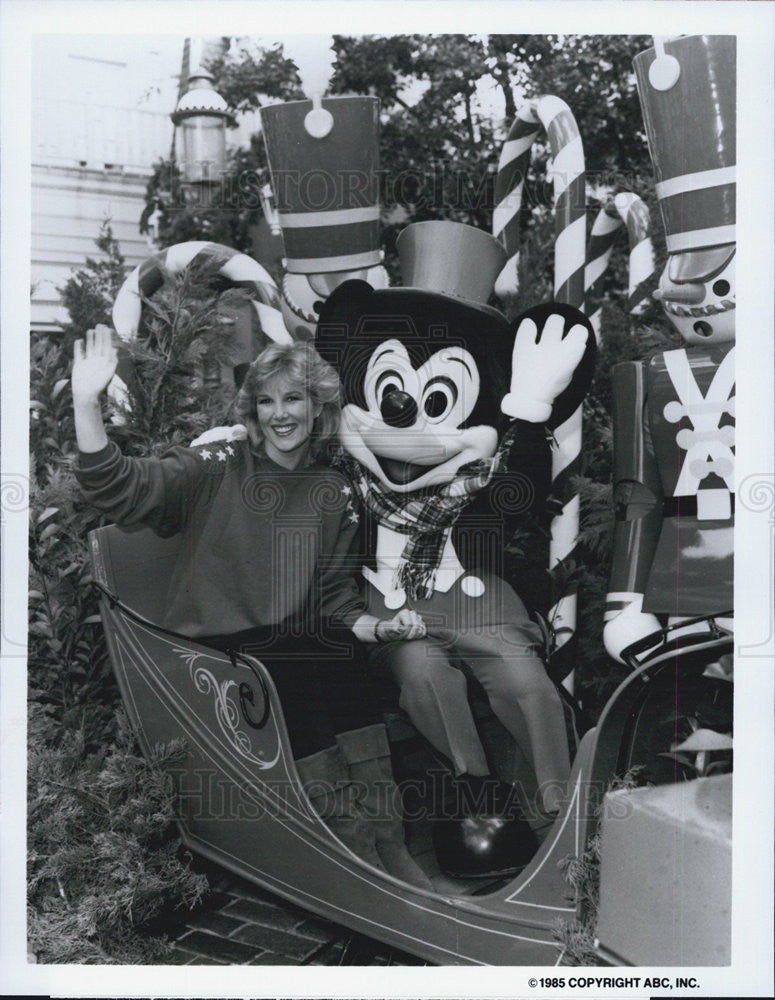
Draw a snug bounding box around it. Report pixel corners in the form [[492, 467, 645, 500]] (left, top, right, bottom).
[[431, 774, 539, 878]]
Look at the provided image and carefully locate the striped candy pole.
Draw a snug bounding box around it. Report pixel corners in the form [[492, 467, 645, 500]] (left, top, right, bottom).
[[584, 200, 623, 336], [613, 192, 656, 316], [112, 241, 288, 345], [494, 96, 586, 668], [493, 110, 541, 298], [584, 193, 656, 335]]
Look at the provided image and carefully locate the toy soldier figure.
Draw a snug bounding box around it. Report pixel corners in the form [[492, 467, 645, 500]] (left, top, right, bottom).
[[604, 35, 736, 661], [259, 95, 389, 339]]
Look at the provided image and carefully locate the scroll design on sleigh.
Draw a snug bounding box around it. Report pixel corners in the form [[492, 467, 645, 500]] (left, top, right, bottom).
[[174, 648, 281, 769]]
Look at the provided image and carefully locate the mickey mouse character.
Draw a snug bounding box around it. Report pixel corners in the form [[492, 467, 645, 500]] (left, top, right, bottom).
[[316, 221, 596, 876]]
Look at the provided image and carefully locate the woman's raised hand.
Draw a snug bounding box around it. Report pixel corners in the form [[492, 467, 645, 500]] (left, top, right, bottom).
[[72, 325, 118, 404], [71, 325, 117, 453], [378, 609, 427, 642]]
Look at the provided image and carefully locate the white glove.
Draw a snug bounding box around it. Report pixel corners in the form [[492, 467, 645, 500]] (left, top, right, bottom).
[[603, 599, 662, 665], [501, 313, 588, 423], [378, 609, 427, 642], [191, 424, 248, 447]]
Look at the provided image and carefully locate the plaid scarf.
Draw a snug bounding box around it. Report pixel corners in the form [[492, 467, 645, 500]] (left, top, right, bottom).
[[333, 426, 517, 600]]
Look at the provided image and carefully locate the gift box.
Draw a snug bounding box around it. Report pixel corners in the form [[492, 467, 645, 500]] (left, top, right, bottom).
[[596, 773, 732, 965]]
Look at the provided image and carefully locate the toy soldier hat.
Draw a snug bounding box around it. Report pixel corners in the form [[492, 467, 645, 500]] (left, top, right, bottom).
[[634, 35, 736, 274], [259, 96, 382, 274], [396, 220, 509, 319]]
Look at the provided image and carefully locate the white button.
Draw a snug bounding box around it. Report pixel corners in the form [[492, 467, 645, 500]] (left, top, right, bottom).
[[384, 589, 407, 610], [649, 54, 681, 91], [304, 107, 334, 138], [461, 576, 485, 598]]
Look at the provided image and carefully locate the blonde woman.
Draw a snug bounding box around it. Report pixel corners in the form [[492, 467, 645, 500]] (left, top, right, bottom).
[[72, 326, 430, 887]]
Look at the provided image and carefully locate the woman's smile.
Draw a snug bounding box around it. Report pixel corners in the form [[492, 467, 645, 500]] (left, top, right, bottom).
[[271, 422, 298, 437]]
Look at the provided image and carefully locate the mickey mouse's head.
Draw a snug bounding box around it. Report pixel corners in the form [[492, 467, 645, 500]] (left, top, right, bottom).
[[316, 219, 596, 493], [316, 279, 513, 492]]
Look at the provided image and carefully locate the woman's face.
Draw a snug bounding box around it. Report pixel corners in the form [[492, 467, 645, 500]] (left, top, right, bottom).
[[255, 375, 321, 467]]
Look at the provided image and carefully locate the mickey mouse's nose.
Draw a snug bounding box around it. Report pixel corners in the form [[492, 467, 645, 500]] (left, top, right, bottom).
[[381, 389, 418, 428]]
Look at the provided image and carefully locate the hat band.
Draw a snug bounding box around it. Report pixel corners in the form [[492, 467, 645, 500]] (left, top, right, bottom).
[[284, 249, 382, 273], [656, 166, 736, 200], [279, 206, 380, 228], [666, 225, 736, 253]]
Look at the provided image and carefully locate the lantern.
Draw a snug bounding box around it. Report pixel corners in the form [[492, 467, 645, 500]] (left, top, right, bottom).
[[171, 67, 235, 185]]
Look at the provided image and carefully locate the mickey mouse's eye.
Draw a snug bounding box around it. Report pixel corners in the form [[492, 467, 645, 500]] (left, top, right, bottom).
[[375, 369, 404, 402], [422, 376, 458, 421]]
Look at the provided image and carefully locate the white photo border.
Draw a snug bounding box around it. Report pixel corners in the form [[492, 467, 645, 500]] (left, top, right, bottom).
[[2, 1, 773, 997]]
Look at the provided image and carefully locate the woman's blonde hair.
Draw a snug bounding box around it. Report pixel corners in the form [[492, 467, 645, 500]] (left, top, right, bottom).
[[234, 341, 341, 460]]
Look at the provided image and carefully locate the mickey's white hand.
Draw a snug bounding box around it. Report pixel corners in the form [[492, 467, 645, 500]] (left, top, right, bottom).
[[501, 313, 588, 423], [378, 609, 427, 642], [191, 424, 248, 447]]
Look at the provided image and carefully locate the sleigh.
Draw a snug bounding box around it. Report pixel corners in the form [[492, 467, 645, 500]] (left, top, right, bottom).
[[90, 522, 733, 966]]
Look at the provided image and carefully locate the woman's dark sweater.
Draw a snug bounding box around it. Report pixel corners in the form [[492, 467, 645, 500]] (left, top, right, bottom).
[[75, 440, 365, 638]]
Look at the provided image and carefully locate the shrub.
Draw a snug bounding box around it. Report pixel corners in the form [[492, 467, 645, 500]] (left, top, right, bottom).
[[29, 224, 126, 741], [554, 768, 644, 965], [28, 707, 208, 964], [58, 221, 127, 338], [28, 223, 246, 961]]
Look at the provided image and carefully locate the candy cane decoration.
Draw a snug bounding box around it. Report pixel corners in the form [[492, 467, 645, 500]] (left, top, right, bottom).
[[108, 241, 291, 416], [493, 114, 541, 298], [584, 201, 622, 335], [615, 193, 656, 315], [112, 241, 288, 344], [494, 96, 586, 663], [584, 192, 656, 335]]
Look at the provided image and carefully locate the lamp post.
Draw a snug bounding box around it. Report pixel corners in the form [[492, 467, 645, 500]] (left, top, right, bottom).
[[171, 65, 235, 204]]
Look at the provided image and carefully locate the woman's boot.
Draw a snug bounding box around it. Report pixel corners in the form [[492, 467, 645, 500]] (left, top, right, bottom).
[[294, 744, 385, 871], [335, 724, 434, 889]]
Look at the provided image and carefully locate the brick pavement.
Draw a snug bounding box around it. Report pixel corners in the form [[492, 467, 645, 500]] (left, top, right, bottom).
[[167, 860, 425, 966]]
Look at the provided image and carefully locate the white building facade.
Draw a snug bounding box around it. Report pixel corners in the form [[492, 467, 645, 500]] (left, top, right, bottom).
[[31, 36, 183, 330], [31, 35, 261, 331]]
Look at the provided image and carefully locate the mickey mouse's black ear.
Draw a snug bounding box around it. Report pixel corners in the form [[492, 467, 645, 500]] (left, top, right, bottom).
[[510, 302, 597, 430], [314, 279, 382, 406], [315, 279, 376, 336]]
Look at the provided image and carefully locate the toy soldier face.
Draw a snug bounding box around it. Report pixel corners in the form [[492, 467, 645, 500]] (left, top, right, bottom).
[[656, 250, 735, 345], [339, 339, 499, 493], [282, 265, 389, 340]]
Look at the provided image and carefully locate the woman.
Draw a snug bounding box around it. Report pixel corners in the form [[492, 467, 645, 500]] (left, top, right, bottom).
[[72, 326, 431, 887]]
